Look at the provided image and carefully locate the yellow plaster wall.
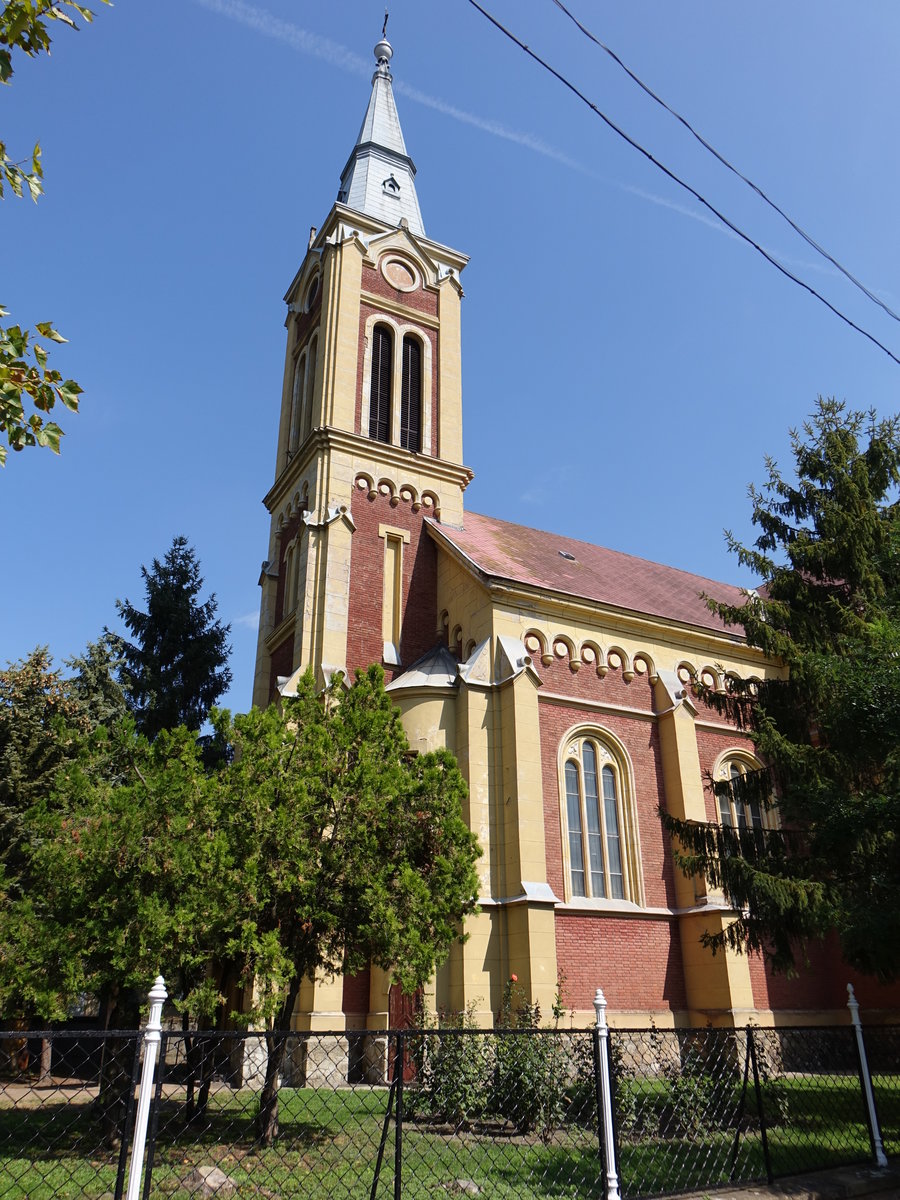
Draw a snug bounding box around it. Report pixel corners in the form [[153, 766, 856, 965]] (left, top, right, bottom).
[[393, 692, 456, 753], [320, 238, 363, 433], [437, 277, 463, 465]]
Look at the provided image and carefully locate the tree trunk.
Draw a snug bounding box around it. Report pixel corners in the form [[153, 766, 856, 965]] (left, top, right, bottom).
[[39, 1037, 51, 1084], [183, 1010, 196, 1124], [255, 985, 300, 1146], [98, 986, 140, 1149]]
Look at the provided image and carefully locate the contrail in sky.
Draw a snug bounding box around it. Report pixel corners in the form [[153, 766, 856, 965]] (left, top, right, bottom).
[[192, 0, 852, 288], [191, 0, 590, 174]]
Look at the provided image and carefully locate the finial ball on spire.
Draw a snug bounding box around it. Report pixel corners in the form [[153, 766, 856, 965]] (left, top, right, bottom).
[[374, 38, 393, 65]]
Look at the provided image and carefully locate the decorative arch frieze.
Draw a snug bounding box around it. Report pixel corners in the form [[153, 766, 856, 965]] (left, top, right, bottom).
[[354, 472, 442, 519]]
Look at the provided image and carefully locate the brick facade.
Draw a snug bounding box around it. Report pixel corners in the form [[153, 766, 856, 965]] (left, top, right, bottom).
[[556, 913, 687, 1013], [347, 488, 439, 680]]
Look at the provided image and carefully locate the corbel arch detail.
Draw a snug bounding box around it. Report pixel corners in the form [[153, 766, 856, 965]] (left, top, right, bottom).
[[524, 629, 552, 667], [579, 639, 607, 677], [632, 651, 658, 684], [420, 489, 441, 519], [605, 645, 634, 683], [552, 634, 580, 672]]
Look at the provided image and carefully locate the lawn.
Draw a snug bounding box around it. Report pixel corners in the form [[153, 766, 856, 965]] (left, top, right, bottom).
[[1, 1072, 896, 1200]]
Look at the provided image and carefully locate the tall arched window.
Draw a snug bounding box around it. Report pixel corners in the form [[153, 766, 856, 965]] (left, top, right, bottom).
[[303, 336, 318, 442], [715, 755, 771, 830], [289, 354, 305, 453], [564, 734, 628, 897], [400, 335, 421, 452], [369, 324, 392, 443]]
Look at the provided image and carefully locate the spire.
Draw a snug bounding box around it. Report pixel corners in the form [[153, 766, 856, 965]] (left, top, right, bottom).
[[337, 33, 425, 236]]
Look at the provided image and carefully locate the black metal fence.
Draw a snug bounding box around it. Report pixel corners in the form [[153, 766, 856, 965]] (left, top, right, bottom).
[[1, 1021, 896, 1199]]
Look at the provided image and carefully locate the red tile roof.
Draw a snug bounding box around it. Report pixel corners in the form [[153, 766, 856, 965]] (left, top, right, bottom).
[[427, 511, 748, 635]]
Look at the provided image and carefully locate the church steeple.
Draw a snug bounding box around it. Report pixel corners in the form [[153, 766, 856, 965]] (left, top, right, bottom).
[[337, 36, 425, 236], [253, 29, 471, 709]]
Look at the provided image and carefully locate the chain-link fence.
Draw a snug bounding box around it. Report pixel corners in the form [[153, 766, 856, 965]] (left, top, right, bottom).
[[1, 1020, 896, 1199], [0, 1028, 142, 1200], [608, 1024, 894, 1197], [862, 1023, 900, 1157]]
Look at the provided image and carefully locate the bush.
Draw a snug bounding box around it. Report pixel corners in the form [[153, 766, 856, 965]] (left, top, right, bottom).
[[411, 1005, 492, 1126], [491, 979, 570, 1140]]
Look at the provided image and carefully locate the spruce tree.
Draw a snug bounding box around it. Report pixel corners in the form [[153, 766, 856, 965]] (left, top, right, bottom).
[[113, 536, 231, 739], [663, 398, 900, 981]]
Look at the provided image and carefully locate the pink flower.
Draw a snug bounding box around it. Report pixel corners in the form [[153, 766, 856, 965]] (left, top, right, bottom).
[[510, 974, 518, 983]]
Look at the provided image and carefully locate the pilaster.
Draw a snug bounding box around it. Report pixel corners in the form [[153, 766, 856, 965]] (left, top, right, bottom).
[[495, 665, 558, 1015], [654, 673, 755, 1024]]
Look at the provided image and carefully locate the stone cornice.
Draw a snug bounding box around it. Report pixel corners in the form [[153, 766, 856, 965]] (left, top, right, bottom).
[[264, 426, 474, 513], [359, 290, 440, 328]]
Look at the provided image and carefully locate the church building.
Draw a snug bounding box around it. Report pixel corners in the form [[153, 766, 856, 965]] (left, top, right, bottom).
[[251, 35, 898, 1035]]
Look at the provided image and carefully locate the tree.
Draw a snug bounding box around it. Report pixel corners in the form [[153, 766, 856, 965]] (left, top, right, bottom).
[[0, 639, 125, 873], [113, 536, 232, 738], [663, 398, 900, 981], [0, 2, 109, 465], [0, 638, 127, 1020], [4, 662, 480, 1143], [214, 665, 481, 1143]]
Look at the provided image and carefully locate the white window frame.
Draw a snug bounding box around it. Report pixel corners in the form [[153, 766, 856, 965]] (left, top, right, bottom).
[[558, 727, 643, 907]]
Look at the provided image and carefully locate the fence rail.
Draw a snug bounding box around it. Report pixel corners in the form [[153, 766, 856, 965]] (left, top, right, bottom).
[[1, 989, 896, 1199]]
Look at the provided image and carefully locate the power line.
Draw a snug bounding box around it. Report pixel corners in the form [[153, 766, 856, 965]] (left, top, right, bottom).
[[464, 0, 900, 369], [550, 0, 900, 326]]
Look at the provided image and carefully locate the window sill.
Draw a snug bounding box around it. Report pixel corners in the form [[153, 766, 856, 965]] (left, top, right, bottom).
[[556, 897, 667, 918]]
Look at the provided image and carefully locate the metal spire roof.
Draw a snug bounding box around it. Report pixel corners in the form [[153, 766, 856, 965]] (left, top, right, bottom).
[[337, 35, 425, 236]]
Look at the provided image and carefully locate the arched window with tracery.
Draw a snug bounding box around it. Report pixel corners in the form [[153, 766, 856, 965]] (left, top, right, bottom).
[[714, 753, 773, 832], [369, 324, 392, 443], [400, 334, 421, 451], [562, 733, 639, 902]]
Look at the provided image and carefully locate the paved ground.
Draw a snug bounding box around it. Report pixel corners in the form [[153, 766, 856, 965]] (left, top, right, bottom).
[[672, 1159, 900, 1200]]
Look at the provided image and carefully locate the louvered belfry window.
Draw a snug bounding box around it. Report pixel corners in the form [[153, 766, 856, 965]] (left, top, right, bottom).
[[369, 325, 392, 443], [400, 335, 421, 452]]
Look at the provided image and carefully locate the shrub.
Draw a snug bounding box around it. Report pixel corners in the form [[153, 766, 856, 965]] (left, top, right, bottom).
[[412, 1005, 492, 1126], [491, 978, 570, 1140]]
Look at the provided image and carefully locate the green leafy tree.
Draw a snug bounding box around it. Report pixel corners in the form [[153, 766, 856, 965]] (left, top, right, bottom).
[[0, 639, 127, 1019], [20, 718, 235, 1141], [0, 1, 109, 465], [112, 536, 232, 738], [214, 665, 481, 1143], [3, 663, 479, 1144], [663, 398, 900, 981]]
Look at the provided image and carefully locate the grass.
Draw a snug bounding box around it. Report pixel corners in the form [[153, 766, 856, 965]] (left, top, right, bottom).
[[1, 1073, 897, 1200]]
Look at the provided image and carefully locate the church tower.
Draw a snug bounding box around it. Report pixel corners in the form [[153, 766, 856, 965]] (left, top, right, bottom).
[[252, 35, 471, 708]]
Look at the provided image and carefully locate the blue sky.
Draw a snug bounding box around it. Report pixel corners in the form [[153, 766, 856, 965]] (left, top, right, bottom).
[[3, 0, 899, 714]]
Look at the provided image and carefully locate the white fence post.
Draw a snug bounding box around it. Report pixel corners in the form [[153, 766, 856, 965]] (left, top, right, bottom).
[[593, 987, 621, 1200], [847, 983, 888, 1168], [125, 975, 168, 1200]]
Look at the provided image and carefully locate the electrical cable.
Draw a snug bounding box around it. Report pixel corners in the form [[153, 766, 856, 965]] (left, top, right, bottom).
[[463, 0, 900, 368], [550, 0, 900, 326]]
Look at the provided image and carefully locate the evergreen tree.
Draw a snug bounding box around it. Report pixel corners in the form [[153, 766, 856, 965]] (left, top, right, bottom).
[[214, 664, 481, 1143], [113, 536, 232, 738], [663, 398, 900, 981], [0, 639, 127, 1019], [5, 664, 479, 1143]]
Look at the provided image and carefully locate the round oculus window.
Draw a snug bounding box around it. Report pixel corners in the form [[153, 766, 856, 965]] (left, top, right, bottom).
[[381, 257, 419, 292]]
